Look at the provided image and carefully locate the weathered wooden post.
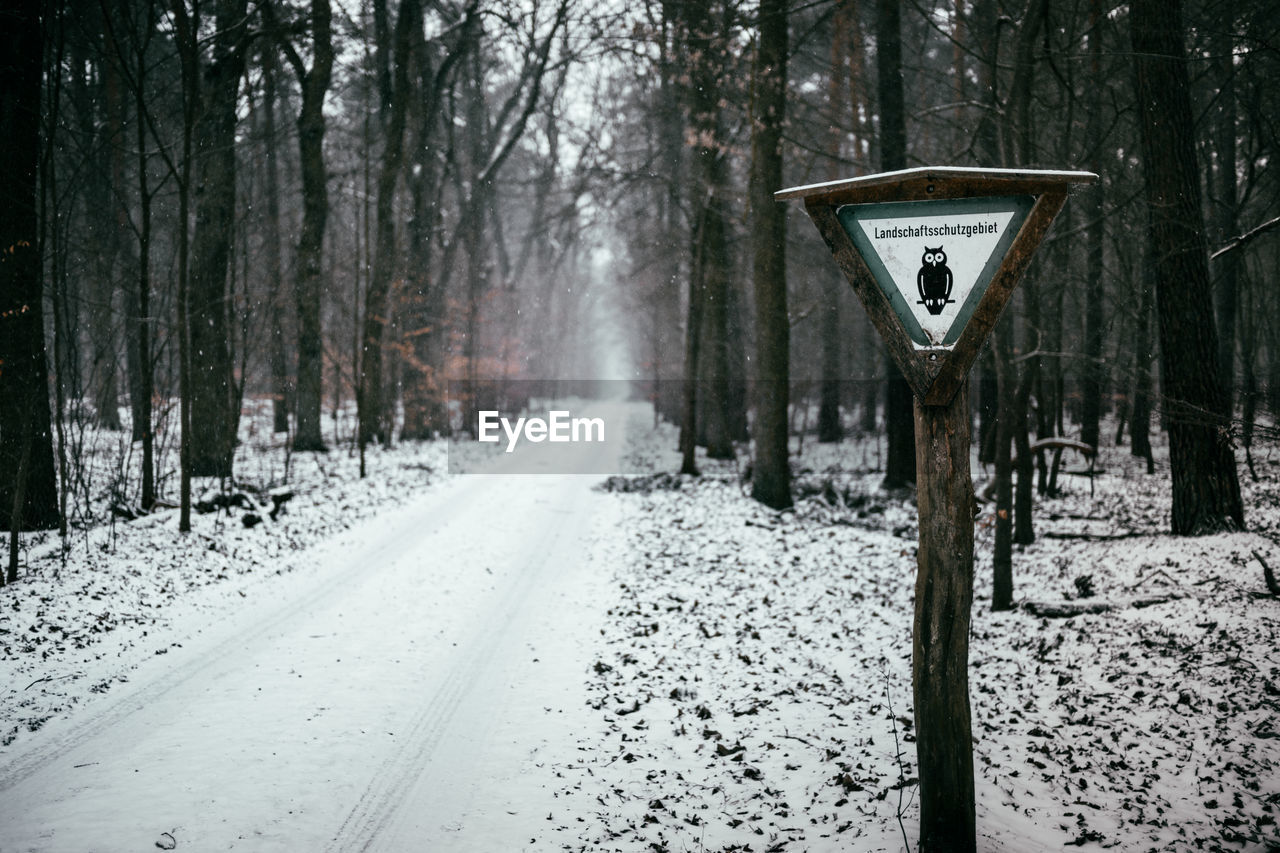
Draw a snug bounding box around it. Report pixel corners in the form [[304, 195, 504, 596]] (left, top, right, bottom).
[[777, 167, 1094, 852]]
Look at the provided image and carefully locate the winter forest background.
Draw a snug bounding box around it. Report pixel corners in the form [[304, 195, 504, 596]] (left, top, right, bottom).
[[1, 0, 1277, 541], [3, 0, 1280, 849]]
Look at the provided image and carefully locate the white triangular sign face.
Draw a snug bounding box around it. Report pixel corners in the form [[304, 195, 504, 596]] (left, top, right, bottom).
[[837, 196, 1034, 348]]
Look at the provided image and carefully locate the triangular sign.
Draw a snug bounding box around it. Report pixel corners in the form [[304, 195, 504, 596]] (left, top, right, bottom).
[[836, 196, 1033, 349], [776, 168, 1096, 406]]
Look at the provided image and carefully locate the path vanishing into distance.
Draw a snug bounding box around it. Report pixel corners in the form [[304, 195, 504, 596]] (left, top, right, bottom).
[[0, 403, 636, 852]]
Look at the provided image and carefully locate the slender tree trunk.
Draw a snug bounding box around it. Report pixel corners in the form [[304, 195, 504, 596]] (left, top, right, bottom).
[[679, 223, 705, 475], [750, 0, 790, 509], [992, 319, 1014, 611], [0, 0, 60, 531], [1012, 355, 1035, 545], [287, 0, 336, 453], [877, 0, 915, 489], [1131, 0, 1243, 534], [102, 49, 147, 442], [261, 47, 290, 436], [860, 322, 879, 433], [1080, 0, 1105, 451], [1130, 262, 1155, 473], [132, 17, 155, 512], [75, 35, 123, 433], [700, 168, 734, 461], [188, 0, 249, 477], [1212, 9, 1238, 414], [818, 0, 851, 445], [359, 0, 419, 449]]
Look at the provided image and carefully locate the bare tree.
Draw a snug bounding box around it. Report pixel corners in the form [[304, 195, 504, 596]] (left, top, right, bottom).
[[877, 0, 915, 490], [267, 0, 336, 453], [187, 0, 251, 477], [1131, 0, 1244, 534], [1, 0, 61, 566], [749, 0, 790, 509]]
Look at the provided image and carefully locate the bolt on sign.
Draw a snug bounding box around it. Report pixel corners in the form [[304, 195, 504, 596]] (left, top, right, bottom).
[[778, 166, 1095, 853]]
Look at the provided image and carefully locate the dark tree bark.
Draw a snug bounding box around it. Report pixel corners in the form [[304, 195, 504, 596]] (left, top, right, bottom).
[[682, 0, 735, 462], [749, 0, 790, 510], [817, 0, 851, 445], [977, 353, 998, 464], [127, 4, 157, 511], [0, 0, 60, 532], [71, 29, 123, 433], [271, 0, 335, 453], [877, 0, 915, 489], [1130, 254, 1155, 473], [912, 384, 976, 853], [699, 158, 735, 461], [992, 319, 1014, 611], [188, 0, 250, 477], [261, 46, 290, 435], [817, 298, 843, 443], [102, 41, 147, 442], [993, 0, 1046, 581], [399, 5, 476, 441], [359, 0, 419, 450], [1211, 10, 1238, 413], [1130, 0, 1244, 534], [1079, 0, 1105, 451]]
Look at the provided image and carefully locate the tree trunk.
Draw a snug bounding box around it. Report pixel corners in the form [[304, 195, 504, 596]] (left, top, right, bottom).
[[991, 318, 1014, 611], [1130, 261, 1155, 473], [287, 0, 336, 453], [749, 0, 790, 510], [103, 47, 146, 442], [679, 239, 704, 475], [1013, 352, 1035, 545], [1130, 0, 1244, 534], [262, 47, 290, 436], [359, 0, 419, 450], [1211, 9, 1238, 414], [817, 1, 850, 446], [1079, 0, 1105, 451], [188, 0, 249, 478], [877, 0, 915, 489], [0, 0, 60, 531], [912, 383, 977, 853], [74, 36, 123, 433]]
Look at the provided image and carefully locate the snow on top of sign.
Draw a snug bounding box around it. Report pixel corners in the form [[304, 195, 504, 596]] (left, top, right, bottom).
[[775, 166, 1097, 200]]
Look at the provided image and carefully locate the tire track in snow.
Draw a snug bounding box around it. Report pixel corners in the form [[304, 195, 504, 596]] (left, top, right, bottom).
[[0, 474, 480, 795], [325, 479, 598, 853]]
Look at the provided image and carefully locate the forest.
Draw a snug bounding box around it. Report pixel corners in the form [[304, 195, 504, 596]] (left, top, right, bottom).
[[2, 0, 1280, 849], [1, 0, 1277, 550]]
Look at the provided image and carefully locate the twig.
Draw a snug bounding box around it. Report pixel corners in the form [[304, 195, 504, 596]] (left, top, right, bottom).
[[1128, 567, 1177, 591], [1042, 531, 1146, 541], [882, 668, 913, 853], [1254, 550, 1280, 597], [1211, 214, 1280, 259]]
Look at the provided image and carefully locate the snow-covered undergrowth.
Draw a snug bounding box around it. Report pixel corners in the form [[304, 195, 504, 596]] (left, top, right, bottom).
[[1, 400, 446, 750], [4, 396, 1279, 852], [557, 424, 1280, 852]]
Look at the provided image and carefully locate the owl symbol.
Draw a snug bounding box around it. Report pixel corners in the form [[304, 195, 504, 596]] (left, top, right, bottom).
[[917, 245, 953, 316]]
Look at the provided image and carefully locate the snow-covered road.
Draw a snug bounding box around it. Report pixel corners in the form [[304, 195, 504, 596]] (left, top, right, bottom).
[[0, 407, 632, 852]]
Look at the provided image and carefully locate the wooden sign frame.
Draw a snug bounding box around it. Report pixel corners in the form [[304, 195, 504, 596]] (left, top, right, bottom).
[[778, 167, 1097, 406]]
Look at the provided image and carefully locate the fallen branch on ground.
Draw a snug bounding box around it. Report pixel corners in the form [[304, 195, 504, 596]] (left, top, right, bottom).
[[1254, 550, 1280, 597], [1023, 593, 1184, 619]]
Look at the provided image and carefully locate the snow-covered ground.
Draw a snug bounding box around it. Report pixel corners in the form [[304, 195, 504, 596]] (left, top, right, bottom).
[[2, 400, 1278, 852]]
